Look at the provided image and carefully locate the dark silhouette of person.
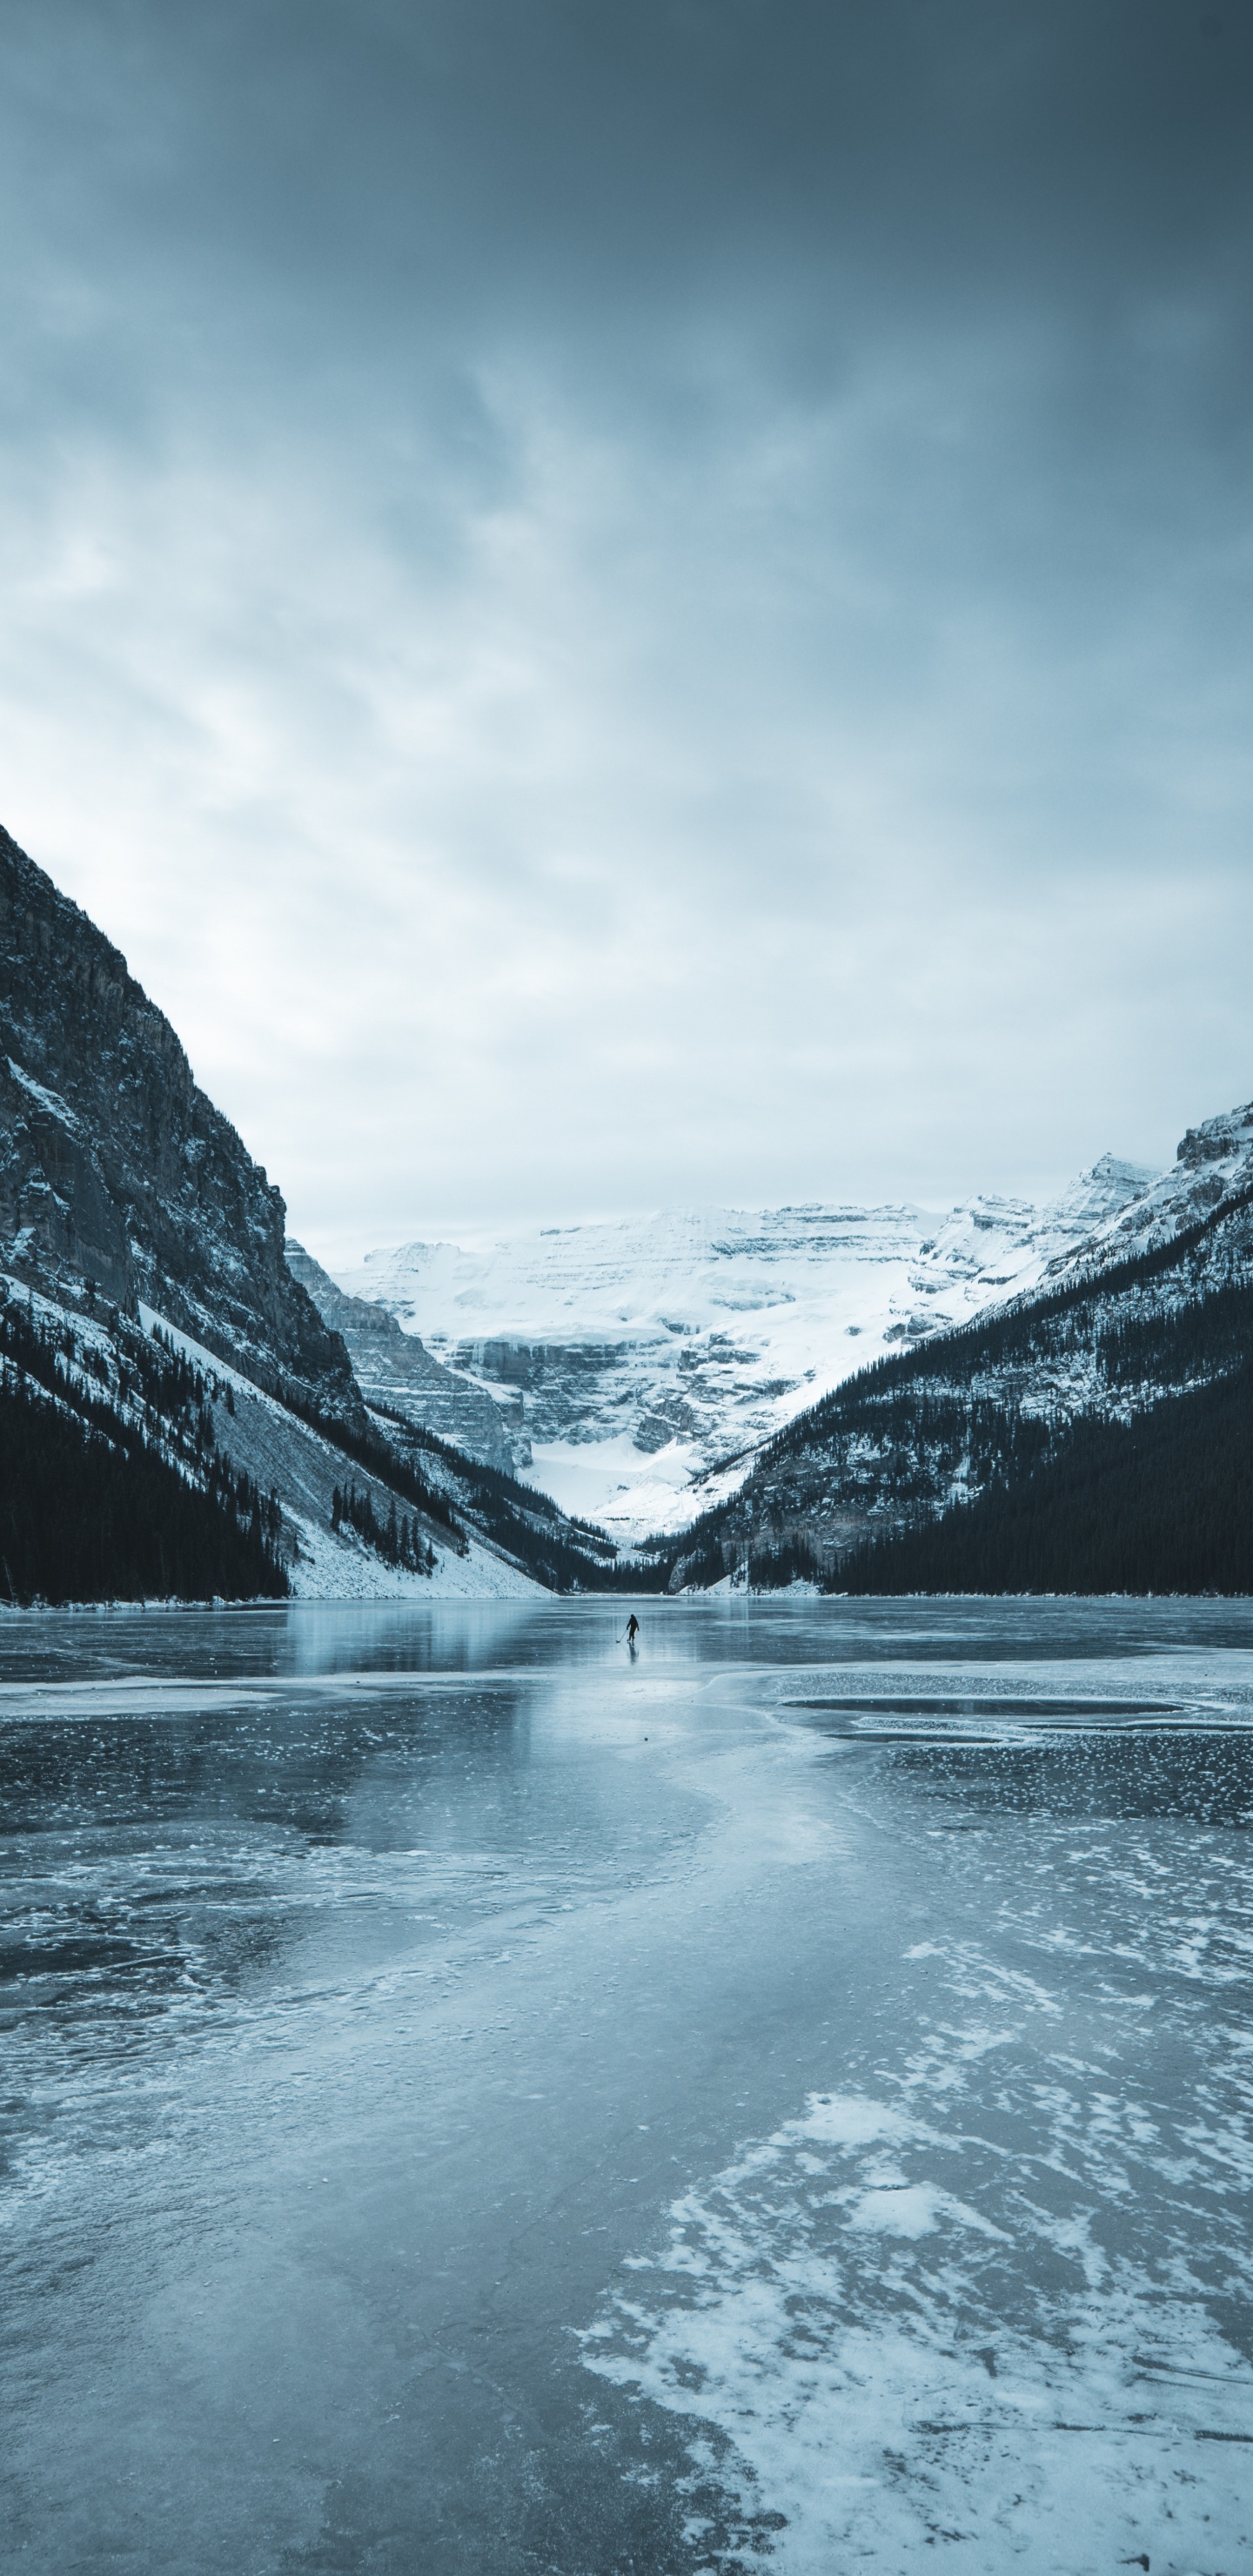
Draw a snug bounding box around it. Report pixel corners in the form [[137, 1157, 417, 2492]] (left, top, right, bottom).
[[626, 1614, 640, 1647]]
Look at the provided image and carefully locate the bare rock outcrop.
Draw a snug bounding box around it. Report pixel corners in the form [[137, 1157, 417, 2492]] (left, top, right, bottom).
[[0, 823, 358, 1418], [285, 1240, 518, 1470]]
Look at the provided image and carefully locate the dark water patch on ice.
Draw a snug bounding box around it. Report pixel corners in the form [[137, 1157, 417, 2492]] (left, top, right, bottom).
[[787, 1694, 1170, 1719], [887, 1728, 1253, 1828]]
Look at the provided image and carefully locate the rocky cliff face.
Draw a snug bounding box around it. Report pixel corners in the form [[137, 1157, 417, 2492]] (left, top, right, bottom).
[[1045, 1102, 1253, 1279], [285, 1241, 520, 1470], [0, 825, 358, 1415]]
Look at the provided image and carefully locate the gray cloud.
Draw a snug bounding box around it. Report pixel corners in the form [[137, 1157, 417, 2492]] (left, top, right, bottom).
[[0, 0, 1250, 1258]]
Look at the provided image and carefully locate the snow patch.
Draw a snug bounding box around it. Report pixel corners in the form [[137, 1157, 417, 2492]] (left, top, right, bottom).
[[5, 1057, 84, 1132], [584, 2074, 1253, 2571]]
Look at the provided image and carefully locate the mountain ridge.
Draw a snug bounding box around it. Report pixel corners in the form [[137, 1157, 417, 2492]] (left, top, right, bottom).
[[0, 823, 357, 1419], [638, 1165, 1253, 1593], [6, 815, 1247, 1601], [285, 1239, 518, 1471], [334, 1159, 1160, 1535]]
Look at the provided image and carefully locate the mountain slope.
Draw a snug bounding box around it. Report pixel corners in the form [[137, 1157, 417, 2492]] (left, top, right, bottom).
[[647, 1172, 1253, 1593], [838, 1363, 1253, 1596], [0, 829, 622, 1601], [0, 1287, 289, 1606], [0, 824, 356, 1417]]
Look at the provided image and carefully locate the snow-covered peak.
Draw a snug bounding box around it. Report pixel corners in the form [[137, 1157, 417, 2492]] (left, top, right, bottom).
[[353, 1203, 945, 1344], [1176, 1099, 1253, 1169], [1044, 1101, 1253, 1283], [338, 1157, 1158, 1539], [1044, 1153, 1157, 1232]]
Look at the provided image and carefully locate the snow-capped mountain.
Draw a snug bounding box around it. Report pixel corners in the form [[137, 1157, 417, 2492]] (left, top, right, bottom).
[[652, 1144, 1253, 1593], [338, 1154, 1156, 1539], [1043, 1100, 1253, 1280]]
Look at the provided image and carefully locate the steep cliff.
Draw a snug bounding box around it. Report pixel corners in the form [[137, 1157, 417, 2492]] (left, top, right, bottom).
[[1045, 1101, 1253, 1279], [0, 825, 631, 1600], [285, 1240, 519, 1470], [0, 825, 358, 1416]]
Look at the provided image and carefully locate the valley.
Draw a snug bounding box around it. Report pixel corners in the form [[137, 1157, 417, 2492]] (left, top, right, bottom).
[[3, 813, 1250, 1604], [332, 1177, 1151, 1536]]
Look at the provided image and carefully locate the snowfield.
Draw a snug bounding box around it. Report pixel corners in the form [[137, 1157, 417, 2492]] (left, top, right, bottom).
[[337, 1162, 1154, 1536]]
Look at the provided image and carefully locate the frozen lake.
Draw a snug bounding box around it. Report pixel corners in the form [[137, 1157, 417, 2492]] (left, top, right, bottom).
[[2, 1597, 1251, 2574]]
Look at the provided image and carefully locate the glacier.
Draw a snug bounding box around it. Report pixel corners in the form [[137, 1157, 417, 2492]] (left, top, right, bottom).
[[336, 1158, 1156, 1539]]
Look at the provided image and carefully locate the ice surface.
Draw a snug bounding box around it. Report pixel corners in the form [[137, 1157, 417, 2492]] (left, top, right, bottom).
[[580, 1646, 1253, 2570], [585, 2060, 1253, 2573], [1, 1596, 1250, 2575]]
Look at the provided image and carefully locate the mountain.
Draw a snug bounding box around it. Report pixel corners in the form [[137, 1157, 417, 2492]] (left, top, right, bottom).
[[839, 1363, 1253, 1597], [337, 1162, 1155, 1539], [640, 1155, 1253, 1595], [1043, 1100, 1253, 1279], [0, 824, 356, 1418], [0, 827, 620, 1603], [10, 814, 1243, 1604], [285, 1240, 518, 1471]]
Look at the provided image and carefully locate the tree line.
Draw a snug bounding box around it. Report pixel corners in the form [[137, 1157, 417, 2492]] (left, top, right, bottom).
[[0, 1298, 287, 1605], [836, 1360, 1253, 1596], [331, 1480, 438, 1573]]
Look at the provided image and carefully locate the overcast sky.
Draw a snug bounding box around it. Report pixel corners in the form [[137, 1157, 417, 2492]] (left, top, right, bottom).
[[1, 0, 1250, 1264]]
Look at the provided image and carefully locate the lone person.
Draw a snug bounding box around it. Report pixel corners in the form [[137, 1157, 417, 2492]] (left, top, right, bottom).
[[626, 1613, 640, 1647]]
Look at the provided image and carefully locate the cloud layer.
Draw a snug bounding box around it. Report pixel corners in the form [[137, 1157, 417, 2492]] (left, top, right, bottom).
[[1, 0, 1250, 1257]]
